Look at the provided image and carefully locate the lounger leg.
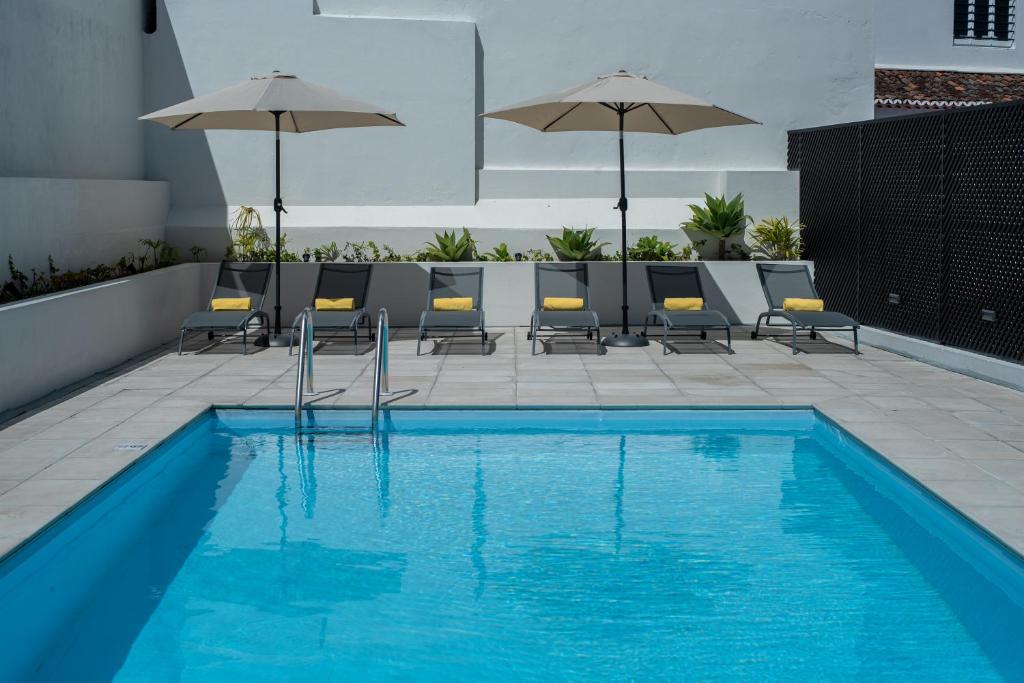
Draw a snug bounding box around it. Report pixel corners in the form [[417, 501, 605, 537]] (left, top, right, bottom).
[[725, 326, 733, 354], [480, 328, 486, 354], [595, 326, 602, 353], [416, 327, 423, 356], [177, 329, 186, 355], [853, 327, 860, 355], [531, 319, 538, 356], [662, 320, 670, 355], [752, 313, 765, 340], [791, 322, 798, 355], [242, 328, 248, 356]]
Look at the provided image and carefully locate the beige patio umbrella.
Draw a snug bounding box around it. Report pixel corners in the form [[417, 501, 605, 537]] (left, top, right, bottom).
[[484, 70, 757, 347], [141, 71, 403, 346]]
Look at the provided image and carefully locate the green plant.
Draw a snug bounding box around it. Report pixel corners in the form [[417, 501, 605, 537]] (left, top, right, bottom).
[[420, 228, 476, 262], [629, 235, 679, 261], [366, 240, 404, 262], [226, 206, 271, 261], [681, 193, 751, 260], [481, 243, 514, 262], [523, 248, 553, 262], [546, 226, 609, 261], [1, 251, 174, 304], [313, 241, 341, 262], [680, 239, 706, 262], [139, 238, 178, 268], [749, 216, 803, 260], [190, 245, 207, 262]]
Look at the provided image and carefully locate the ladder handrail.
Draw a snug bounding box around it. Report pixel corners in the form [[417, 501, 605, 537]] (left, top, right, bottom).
[[371, 308, 389, 429], [294, 307, 314, 427]]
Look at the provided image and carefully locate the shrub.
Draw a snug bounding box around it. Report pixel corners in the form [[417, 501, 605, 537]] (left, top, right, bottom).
[[628, 235, 679, 261], [749, 216, 803, 260]]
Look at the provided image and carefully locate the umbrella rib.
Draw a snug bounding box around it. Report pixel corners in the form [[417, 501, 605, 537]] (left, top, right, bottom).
[[646, 104, 676, 134], [542, 102, 582, 131], [376, 113, 403, 126], [171, 113, 203, 130], [290, 111, 301, 133]]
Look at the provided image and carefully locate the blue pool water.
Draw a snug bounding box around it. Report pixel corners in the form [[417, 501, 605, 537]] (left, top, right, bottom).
[[2, 409, 1024, 681]]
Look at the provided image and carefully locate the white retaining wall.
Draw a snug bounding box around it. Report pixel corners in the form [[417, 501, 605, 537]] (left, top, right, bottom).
[[0, 264, 203, 415]]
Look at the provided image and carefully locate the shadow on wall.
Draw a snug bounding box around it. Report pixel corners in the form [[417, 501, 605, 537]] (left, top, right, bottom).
[[144, 0, 228, 250]]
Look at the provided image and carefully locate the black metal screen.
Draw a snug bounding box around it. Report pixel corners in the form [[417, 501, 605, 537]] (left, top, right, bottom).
[[790, 100, 1024, 363]]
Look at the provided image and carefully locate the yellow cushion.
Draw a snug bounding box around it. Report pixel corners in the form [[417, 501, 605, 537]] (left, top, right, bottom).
[[211, 297, 251, 311], [664, 297, 703, 311], [783, 297, 824, 312], [315, 297, 355, 311], [543, 297, 584, 311], [433, 297, 474, 311]]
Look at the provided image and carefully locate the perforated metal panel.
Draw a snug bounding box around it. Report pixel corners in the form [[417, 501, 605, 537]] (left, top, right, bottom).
[[944, 104, 1024, 361], [793, 126, 860, 320], [790, 101, 1024, 363], [859, 116, 943, 339]]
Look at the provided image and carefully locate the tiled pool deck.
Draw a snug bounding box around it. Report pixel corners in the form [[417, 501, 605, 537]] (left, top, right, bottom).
[[2, 328, 1024, 558]]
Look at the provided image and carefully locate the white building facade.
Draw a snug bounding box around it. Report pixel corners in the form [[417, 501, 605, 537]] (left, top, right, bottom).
[[2, 0, 875, 270]]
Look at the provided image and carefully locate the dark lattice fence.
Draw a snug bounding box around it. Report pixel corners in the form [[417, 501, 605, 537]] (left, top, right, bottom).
[[789, 101, 1024, 363]]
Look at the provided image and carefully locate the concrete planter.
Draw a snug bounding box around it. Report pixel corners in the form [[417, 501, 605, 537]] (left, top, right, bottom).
[[0, 264, 203, 415], [200, 260, 811, 331]]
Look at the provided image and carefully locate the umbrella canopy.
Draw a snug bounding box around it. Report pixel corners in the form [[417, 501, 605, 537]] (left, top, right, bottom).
[[140, 71, 403, 131], [484, 71, 757, 348], [484, 70, 756, 134], [141, 72, 403, 345]]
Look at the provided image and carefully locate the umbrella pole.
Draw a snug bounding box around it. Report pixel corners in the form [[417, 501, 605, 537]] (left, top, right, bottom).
[[267, 110, 290, 346], [602, 104, 648, 348]]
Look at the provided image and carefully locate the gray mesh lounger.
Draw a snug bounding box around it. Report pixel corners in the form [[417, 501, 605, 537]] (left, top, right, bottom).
[[751, 263, 860, 354], [289, 263, 373, 355], [642, 264, 733, 354], [178, 261, 271, 355], [417, 266, 487, 355], [528, 262, 601, 355]]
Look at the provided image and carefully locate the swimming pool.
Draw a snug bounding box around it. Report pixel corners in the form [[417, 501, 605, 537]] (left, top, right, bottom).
[[2, 408, 1023, 681]]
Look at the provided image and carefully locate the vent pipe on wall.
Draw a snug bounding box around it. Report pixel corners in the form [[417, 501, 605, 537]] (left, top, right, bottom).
[[144, 0, 157, 34]]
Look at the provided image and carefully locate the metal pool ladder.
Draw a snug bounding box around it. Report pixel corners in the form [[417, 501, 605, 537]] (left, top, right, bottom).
[[371, 308, 391, 430], [294, 307, 314, 428]]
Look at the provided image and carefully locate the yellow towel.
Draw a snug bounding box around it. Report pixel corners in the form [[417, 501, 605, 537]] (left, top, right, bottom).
[[783, 297, 824, 312], [433, 297, 474, 311], [211, 297, 251, 311], [543, 297, 584, 311], [664, 297, 703, 311], [315, 297, 355, 311]]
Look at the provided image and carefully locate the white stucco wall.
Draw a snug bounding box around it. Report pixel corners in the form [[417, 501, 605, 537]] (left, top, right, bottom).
[[0, 0, 170, 276], [0, 0, 146, 179], [0, 178, 169, 274], [148, 0, 872, 253], [876, 0, 1024, 72]]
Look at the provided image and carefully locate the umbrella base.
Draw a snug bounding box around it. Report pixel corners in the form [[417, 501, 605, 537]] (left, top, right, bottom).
[[601, 332, 650, 348], [255, 333, 292, 348]]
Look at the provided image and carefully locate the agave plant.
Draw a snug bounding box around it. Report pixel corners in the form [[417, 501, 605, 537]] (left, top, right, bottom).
[[546, 226, 609, 261], [681, 193, 751, 260], [481, 242, 514, 262], [749, 216, 803, 260], [420, 228, 476, 262]]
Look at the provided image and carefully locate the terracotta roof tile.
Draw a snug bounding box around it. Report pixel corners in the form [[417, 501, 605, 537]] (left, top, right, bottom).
[[875, 68, 1024, 109]]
